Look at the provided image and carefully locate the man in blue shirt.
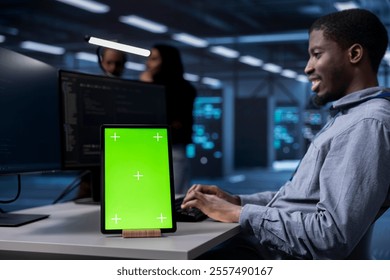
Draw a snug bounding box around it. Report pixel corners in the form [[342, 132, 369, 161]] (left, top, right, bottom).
[[181, 9, 390, 259]]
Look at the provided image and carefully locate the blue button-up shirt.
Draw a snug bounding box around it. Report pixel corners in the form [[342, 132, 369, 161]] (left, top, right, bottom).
[[239, 87, 390, 259]]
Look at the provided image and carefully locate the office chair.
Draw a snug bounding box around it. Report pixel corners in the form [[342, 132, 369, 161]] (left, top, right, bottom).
[[347, 204, 390, 260], [347, 224, 375, 260]]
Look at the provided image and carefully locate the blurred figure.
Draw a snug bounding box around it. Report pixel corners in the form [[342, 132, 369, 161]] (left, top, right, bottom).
[[77, 47, 127, 200], [99, 47, 127, 77], [140, 44, 197, 195]]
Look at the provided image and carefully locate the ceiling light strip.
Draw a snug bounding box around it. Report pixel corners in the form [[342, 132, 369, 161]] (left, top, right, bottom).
[[262, 63, 282, 73], [334, 1, 359, 11], [119, 15, 168, 33], [210, 46, 239, 58], [75, 52, 98, 62], [281, 69, 298, 79], [20, 41, 65, 55], [207, 31, 308, 45], [125, 62, 145, 71], [384, 50, 390, 66], [56, 0, 110, 13], [239, 55, 263, 67], [184, 73, 200, 82], [202, 77, 222, 88], [172, 33, 208, 48]]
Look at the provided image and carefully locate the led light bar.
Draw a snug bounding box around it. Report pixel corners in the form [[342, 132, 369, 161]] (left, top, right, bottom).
[[86, 36, 150, 57]]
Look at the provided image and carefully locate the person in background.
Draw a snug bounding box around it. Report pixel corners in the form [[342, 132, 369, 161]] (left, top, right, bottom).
[[181, 9, 390, 259], [76, 47, 127, 200], [140, 44, 197, 195], [100, 47, 127, 78]]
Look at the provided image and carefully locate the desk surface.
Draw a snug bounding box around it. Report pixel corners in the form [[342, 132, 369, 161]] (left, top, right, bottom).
[[0, 202, 240, 259]]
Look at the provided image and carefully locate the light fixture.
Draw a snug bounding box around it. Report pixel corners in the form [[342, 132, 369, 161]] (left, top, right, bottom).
[[86, 36, 150, 57], [125, 62, 145, 71], [262, 63, 282, 73], [239, 55, 263, 67], [75, 52, 98, 62], [184, 73, 200, 82], [20, 41, 65, 55], [119, 15, 168, 33], [202, 77, 222, 88], [56, 0, 109, 13], [0, 35, 5, 43], [207, 30, 308, 45], [384, 50, 390, 66], [296, 74, 309, 83], [209, 46, 239, 59], [334, 1, 359, 11], [172, 33, 208, 48], [281, 69, 298, 79]]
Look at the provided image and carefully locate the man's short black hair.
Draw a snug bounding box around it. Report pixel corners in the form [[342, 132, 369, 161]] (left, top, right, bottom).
[[309, 9, 388, 73]]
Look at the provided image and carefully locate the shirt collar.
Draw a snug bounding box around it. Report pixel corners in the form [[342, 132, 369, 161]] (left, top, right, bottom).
[[332, 86, 388, 111]]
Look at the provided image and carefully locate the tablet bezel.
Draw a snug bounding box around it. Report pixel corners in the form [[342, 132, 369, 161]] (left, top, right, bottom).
[[100, 124, 177, 234]]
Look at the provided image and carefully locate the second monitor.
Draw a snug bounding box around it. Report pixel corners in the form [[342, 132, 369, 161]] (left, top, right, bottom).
[[59, 70, 167, 200]]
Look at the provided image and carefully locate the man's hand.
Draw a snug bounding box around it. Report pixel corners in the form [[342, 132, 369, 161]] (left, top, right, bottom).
[[181, 184, 242, 223]]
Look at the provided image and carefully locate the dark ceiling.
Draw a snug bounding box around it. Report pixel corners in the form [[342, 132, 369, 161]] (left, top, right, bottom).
[[1, 0, 389, 84]]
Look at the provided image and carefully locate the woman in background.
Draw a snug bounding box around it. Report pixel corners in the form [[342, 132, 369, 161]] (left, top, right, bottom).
[[140, 44, 197, 195]]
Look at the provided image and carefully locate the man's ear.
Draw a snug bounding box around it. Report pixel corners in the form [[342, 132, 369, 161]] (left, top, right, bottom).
[[348, 43, 363, 64]]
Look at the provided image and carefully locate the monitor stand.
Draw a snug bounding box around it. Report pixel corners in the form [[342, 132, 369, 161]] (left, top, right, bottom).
[[73, 166, 101, 205], [0, 173, 50, 227]]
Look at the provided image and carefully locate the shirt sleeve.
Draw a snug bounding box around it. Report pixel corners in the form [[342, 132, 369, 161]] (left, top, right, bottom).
[[239, 117, 390, 259], [239, 191, 278, 206]]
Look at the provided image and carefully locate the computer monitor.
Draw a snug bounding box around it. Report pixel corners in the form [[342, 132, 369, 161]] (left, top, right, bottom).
[[0, 47, 61, 174], [0, 47, 60, 226], [59, 70, 167, 201]]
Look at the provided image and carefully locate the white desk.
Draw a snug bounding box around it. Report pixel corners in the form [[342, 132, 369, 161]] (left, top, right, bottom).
[[0, 202, 240, 259]]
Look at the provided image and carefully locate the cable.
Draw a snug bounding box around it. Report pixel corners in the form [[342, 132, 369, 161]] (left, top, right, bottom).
[[0, 174, 22, 204], [52, 170, 91, 204]]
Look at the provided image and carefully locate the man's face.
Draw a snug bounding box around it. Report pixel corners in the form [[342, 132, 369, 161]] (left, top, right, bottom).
[[101, 49, 125, 77], [305, 30, 353, 106]]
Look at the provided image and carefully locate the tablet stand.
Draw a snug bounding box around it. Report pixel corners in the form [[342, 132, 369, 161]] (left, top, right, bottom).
[[122, 229, 161, 238]]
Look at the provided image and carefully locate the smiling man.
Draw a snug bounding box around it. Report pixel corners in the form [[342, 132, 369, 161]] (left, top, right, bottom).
[[181, 9, 390, 259]]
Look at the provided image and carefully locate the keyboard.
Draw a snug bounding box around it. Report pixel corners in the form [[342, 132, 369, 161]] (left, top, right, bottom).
[[174, 197, 208, 222]]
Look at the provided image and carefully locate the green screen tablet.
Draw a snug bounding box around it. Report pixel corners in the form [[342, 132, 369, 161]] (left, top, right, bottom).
[[101, 125, 176, 234]]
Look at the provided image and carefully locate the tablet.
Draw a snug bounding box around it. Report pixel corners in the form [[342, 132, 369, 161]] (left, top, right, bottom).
[[101, 124, 176, 234]]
